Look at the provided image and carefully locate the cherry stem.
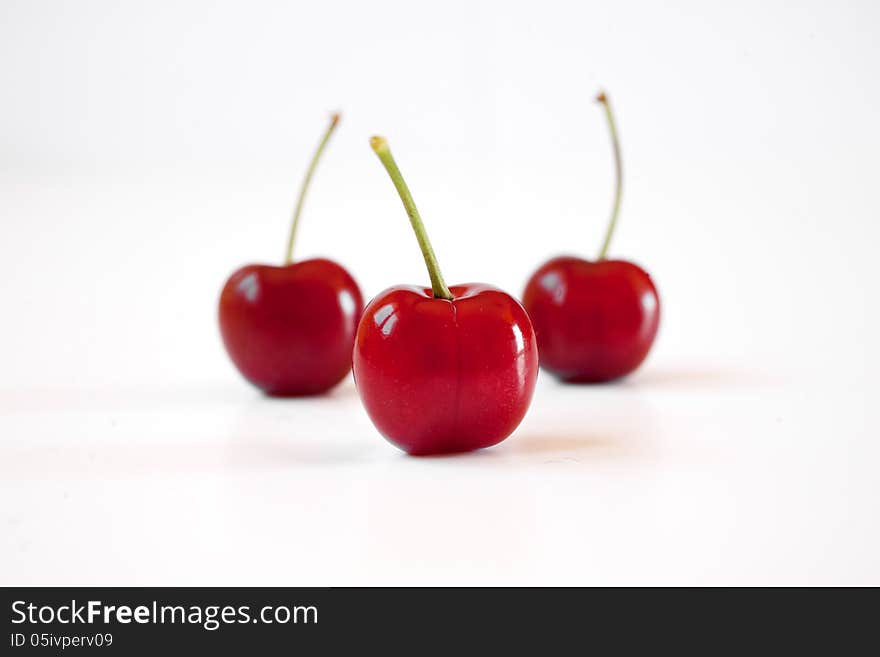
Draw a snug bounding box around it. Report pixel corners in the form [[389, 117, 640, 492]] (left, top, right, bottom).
[[369, 136, 454, 301], [596, 91, 622, 260], [284, 112, 340, 265]]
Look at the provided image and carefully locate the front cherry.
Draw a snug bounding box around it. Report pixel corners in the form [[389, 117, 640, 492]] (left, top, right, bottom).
[[354, 137, 538, 455], [219, 113, 363, 396], [522, 92, 660, 383]]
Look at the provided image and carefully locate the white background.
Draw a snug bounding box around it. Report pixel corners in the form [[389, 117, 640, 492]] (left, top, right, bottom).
[[1, 0, 878, 584]]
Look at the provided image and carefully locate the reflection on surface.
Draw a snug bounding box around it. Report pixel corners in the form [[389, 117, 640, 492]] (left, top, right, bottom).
[[511, 322, 525, 354], [381, 314, 397, 336], [373, 304, 393, 325], [237, 272, 259, 302], [338, 289, 357, 318], [512, 321, 529, 387], [540, 271, 565, 304], [373, 303, 397, 336], [373, 303, 398, 337]]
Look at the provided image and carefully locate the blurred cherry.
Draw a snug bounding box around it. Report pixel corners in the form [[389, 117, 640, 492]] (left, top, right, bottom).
[[219, 113, 363, 396], [523, 92, 660, 382]]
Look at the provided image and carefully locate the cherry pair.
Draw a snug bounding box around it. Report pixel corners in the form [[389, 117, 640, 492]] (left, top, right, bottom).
[[219, 94, 660, 456]]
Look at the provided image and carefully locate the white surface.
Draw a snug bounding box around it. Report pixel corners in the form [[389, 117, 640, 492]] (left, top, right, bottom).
[[1, 0, 879, 585]]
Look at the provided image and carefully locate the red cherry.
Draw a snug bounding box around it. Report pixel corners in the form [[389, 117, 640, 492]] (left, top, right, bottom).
[[220, 258, 362, 396], [355, 136, 538, 455], [523, 256, 658, 382], [354, 284, 537, 455], [523, 91, 660, 383], [218, 113, 363, 396]]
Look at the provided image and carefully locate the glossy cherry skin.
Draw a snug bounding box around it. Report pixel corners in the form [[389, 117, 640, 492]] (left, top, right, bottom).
[[522, 256, 660, 383], [219, 258, 363, 396], [353, 284, 539, 455]]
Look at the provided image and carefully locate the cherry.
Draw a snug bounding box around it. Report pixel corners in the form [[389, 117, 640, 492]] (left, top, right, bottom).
[[353, 136, 538, 455], [219, 113, 363, 396], [522, 92, 660, 383]]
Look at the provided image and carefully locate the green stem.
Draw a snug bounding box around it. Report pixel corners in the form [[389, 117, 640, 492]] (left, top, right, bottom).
[[369, 136, 454, 301], [284, 113, 340, 265], [596, 91, 622, 260]]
